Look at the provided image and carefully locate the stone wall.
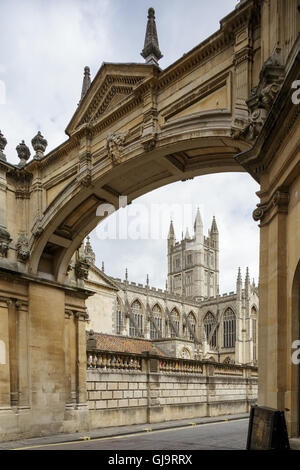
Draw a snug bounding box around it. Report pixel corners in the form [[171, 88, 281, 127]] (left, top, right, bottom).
[[86, 351, 257, 429]]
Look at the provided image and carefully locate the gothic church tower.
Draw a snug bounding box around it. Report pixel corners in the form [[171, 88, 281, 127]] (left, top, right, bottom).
[[167, 209, 219, 300]]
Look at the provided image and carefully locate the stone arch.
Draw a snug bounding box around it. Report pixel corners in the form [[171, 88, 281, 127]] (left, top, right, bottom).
[[27, 130, 250, 285], [220, 305, 237, 320], [130, 297, 145, 314], [150, 300, 164, 316]]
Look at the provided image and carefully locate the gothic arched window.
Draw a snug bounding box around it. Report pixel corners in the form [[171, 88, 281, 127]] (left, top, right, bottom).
[[223, 308, 236, 348], [187, 312, 196, 341], [130, 300, 143, 337], [170, 308, 180, 338], [204, 312, 217, 348], [151, 304, 162, 339], [116, 299, 122, 334]]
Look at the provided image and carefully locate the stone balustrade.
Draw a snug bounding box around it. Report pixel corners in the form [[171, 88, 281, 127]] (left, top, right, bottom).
[[159, 358, 203, 374], [87, 350, 142, 371]]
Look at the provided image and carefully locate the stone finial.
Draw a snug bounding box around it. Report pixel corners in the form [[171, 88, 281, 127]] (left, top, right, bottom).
[[125, 267, 128, 282], [0, 130, 7, 161], [146, 274, 149, 287], [16, 140, 30, 167], [141, 7, 163, 65], [185, 227, 190, 240], [32, 131, 48, 160], [102, 261, 105, 272], [80, 66, 91, 102], [84, 235, 95, 265]]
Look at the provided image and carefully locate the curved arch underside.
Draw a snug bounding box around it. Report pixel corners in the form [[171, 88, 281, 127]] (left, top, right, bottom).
[[30, 132, 251, 283]]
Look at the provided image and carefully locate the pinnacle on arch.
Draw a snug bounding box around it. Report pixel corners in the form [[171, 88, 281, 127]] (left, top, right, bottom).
[[141, 7, 163, 66], [84, 235, 95, 265], [80, 66, 91, 101]]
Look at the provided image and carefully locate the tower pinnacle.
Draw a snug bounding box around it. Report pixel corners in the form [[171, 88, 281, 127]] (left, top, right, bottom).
[[168, 220, 175, 239], [194, 207, 203, 231], [141, 8, 163, 66], [211, 216, 218, 234]]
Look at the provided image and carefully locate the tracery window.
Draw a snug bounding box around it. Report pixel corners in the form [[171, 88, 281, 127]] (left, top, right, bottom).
[[170, 308, 180, 338], [151, 304, 162, 339], [223, 308, 236, 348], [129, 300, 143, 337], [204, 312, 217, 348], [187, 312, 196, 341]]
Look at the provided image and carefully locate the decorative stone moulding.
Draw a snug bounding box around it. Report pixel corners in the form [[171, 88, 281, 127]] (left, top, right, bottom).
[[75, 257, 91, 280], [106, 132, 126, 165], [16, 234, 30, 262], [0, 130, 7, 161], [232, 48, 285, 142], [16, 140, 31, 167], [142, 135, 157, 152], [0, 226, 12, 258], [32, 131, 48, 160]]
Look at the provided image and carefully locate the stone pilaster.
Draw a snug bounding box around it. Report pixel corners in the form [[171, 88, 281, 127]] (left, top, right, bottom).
[[15, 301, 30, 409], [0, 297, 11, 409], [74, 311, 89, 408]]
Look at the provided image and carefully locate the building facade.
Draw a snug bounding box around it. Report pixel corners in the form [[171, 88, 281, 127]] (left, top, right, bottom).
[[80, 210, 259, 365]]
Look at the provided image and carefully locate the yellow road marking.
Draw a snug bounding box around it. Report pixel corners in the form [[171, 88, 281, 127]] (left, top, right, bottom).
[[11, 418, 248, 450]]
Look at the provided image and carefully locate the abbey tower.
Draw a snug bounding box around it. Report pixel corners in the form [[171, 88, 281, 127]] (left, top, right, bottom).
[[167, 209, 219, 300]]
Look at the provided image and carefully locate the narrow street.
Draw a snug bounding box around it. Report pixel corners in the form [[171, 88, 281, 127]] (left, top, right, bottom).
[[11, 418, 249, 451]]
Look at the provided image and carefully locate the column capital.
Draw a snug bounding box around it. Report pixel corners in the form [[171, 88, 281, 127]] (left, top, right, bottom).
[[74, 310, 89, 322]]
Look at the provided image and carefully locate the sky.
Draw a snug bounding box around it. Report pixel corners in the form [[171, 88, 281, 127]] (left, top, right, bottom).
[[0, 0, 260, 293]]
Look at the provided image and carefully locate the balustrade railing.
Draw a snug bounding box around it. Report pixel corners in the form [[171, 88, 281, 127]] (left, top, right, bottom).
[[87, 350, 142, 371], [86, 348, 257, 377], [159, 358, 203, 374]]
